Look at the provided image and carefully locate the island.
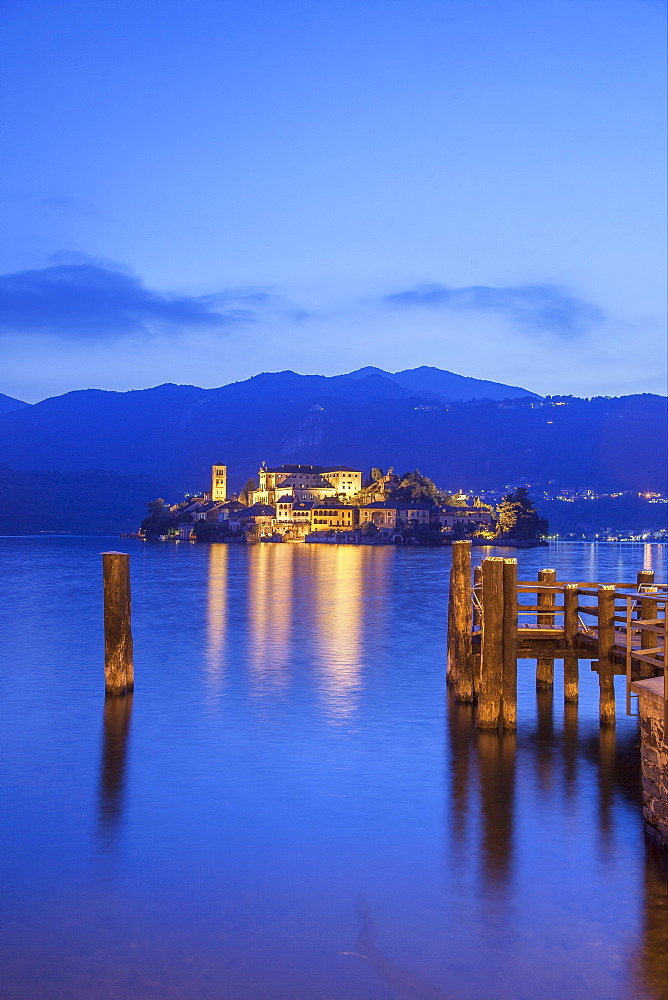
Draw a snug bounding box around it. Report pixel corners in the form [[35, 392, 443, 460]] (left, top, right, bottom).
[[139, 462, 547, 546]]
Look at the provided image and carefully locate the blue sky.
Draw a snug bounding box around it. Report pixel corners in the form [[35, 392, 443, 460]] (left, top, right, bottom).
[[1, 0, 665, 402]]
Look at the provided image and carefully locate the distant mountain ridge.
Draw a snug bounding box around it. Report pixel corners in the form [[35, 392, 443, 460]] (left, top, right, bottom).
[[0, 392, 29, 415], [342, 365, 540, 401], [0, 367, 664, 534]]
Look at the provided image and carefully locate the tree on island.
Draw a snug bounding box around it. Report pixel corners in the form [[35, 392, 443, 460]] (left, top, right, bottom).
[[414, 523, 444, 546], [387, 469, 439, 505], [495, 488, 548, 541], [441, 493, 468, 507], [147, 498, 166, 517], [449, 520, 476, 541], [362, 468, 383, 488], [141, 498, 181, 538], [473, 495, 494, 511], [193, 519, 219, 542], [240, 478, 256, 505]]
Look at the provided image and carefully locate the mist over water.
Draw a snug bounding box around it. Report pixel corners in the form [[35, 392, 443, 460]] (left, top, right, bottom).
[[2, 538, 666, 999]]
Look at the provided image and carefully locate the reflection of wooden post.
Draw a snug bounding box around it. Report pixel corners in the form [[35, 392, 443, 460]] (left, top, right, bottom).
[[502, 559, 518, 730], [597, 726, 616, 838], [477, 557, 504, 729], [536, 568, 556, 689], [102, 552, 134, 696], [446, 692, 476, 851], [597, 585, 616, 725], [563, 699, 579, 799], [535, 686, 555, 791], [100, 693, 133, 828], [447, 541, 473, 702], [475, 728, 516, 886], [637, 570, 656, 679], [563, 584, 579, 702]]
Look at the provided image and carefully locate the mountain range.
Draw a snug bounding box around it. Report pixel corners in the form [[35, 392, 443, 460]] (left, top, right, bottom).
[[0, 392, 29, 415], [341, 366, 540, 400], [0, 366, 665, 532]]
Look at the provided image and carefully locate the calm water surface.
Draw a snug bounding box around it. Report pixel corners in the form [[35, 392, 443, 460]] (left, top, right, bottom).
[[2, 538, 667, 999]]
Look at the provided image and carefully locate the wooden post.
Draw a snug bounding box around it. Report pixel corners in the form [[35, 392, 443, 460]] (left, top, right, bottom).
[[446, 540, 473, 702], [563, 583, 579, 702], [102, 552, 134, 696], [502, 558, 518, 730], [597, 585, 616, 725], [536, 568, 556, 689], [637, 570, 657, 679], [477, 557, 504, 729]]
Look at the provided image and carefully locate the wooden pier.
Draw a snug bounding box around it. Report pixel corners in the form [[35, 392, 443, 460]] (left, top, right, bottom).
[[446, 541, 667, 735]]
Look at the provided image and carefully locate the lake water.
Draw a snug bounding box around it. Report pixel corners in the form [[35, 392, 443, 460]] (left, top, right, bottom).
[[2, 538, 667, 999]]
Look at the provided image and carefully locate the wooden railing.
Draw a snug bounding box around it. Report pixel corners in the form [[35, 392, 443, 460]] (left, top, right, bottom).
[[448, 542, 665, 735], [621, 590, 667, 732]]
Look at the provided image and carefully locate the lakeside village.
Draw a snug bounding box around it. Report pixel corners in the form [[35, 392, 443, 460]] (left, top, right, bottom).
[[138, 463, 548, 547]]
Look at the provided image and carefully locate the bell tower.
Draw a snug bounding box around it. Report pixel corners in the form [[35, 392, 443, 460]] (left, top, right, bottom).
[[211, 464, 227, 501]]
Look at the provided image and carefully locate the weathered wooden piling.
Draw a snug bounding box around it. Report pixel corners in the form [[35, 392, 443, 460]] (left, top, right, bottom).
[[455, 560, 664, 735], [563, 583, 580, 702], [536, 568, 556, 689], [102, 551, 134, 696], [447, 540, 473, 702], [637, 570, 657, 679], [502, 558, 518, 730], [477, 557, 505, 729], [597, 585, 616, 725]]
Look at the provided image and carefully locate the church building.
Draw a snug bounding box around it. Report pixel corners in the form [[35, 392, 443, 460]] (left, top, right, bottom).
[[211, 464, 227, 501]]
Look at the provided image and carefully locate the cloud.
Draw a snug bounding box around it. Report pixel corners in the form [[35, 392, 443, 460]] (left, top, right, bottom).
[[0, 261, 265, 339], [383, 282, 605, 338]]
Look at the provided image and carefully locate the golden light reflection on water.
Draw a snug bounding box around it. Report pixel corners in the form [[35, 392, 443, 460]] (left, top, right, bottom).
[[310, 545, 366, 723], [247, 544, 295, 695], [641, 542, 666, 573], [238, 542, 391, 719], [205, 543, 228, 695], [586, 541, 598, 580]]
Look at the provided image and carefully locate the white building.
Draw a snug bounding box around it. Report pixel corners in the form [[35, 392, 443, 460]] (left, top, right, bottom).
[[252, 463, 362, 504]]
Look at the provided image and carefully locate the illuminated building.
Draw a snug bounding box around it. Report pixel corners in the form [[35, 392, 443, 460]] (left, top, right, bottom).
[[211, 464, 227, 501], [253, 463, 362, 504], [358, 501, 430, 529], [309, 500, 359, 531]]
